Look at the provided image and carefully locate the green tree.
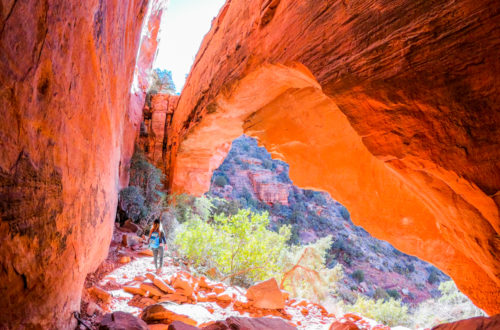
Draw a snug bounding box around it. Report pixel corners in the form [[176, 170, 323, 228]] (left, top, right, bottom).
[[280, 235, 344, 303], [175, 209, 291, 286], [119, 148, 165, 225]]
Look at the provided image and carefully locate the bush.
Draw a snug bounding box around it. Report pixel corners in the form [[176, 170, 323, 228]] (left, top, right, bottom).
[[352, 270, 365, 283], [148, 69, 176, 95], [411, 281, 485, 328], [427, 269, 439, 284], [339, 205, 350, 220], [262, 159, 273, 169], [213, 175, 228, 187], [170, 193, 195, 223], [119, 186, 146, 222], [175, 209, 291, 286], [119, 148, 165, 225], [386, 289, 400, 299], [374, 287, 390, 301], [343, 297, 410, 327], [280, 236, 343, 303]]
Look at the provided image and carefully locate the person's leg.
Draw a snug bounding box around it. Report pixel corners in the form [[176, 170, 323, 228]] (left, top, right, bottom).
[[158, 246, 164, 271], [152, 248, 159, 270]]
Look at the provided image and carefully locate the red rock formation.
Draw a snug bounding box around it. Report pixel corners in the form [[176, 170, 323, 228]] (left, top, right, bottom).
[[0, 0, 164, 327], [165, 0, 500, 314], [432, 314, 500, 330], [248, 171, 290, 205], [140, 93, 179, 177]]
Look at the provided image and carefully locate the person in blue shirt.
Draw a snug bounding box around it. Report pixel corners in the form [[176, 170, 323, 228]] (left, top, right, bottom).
[[147, 219, 167, 274]]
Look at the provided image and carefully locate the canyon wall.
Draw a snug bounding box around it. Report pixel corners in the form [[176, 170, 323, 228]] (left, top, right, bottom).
[[0, 0, 164, 327], [165, 0, 500, 314]]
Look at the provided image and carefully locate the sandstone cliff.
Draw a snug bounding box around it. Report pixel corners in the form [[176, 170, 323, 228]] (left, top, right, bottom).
[[0, 0, 165, 327]]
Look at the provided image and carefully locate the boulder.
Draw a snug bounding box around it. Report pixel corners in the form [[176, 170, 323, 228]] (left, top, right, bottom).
[[246, 278, 285, 309], [329, 320, 360, 330], [99, 311, 148, 330], [119, 256, 131, 264], [88, 286, 112, 304], [140, 282, 165, 297], [432, 315, 500, 330], [172, 277, 194, 296], [168, 321, 200, 330], [202, 317, 296, 330], [141, 302, 214, 326], [139, 249, 154, 257], [123, 285, 147, 296], [122, 220, 140, 234], [154, 277, 175, 294]]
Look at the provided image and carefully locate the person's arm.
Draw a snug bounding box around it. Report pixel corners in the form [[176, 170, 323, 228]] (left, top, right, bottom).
[[160, 232, 167, 247], [147, 229, 153, 244]]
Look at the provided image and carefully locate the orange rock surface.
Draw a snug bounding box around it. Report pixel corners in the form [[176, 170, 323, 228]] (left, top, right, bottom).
[[0, 0, 164, 327], [139, 93, 179, 180], [165, 0, 500, 314]]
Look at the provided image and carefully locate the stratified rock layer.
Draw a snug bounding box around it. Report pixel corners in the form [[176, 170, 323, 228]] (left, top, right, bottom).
[[166, 0, 500, 314], [0, 0, 164, 327]]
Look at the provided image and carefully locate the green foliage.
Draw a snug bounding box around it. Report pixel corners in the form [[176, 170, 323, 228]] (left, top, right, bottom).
[[411, 281, 485, 328], [352, 269, 365, 283], [386, 289, 400, 299], [119, 148, 165, 225], [170, 193, 195, 223], [280, 235, 344, 303], [210, 197, 241, 217], [373, 287, 390, 301], [213, 175, 228, 187], [343, 297, 410, 327], [262, 159, 273, 169], [175, 209, 291, 286], [339, 205, 350, 220], [427, 268, 439, 284], [148, 69, 176, 95], [119, 186, 145, 221]]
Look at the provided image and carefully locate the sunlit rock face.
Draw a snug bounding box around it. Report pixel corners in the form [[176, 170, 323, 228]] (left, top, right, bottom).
[[0, 0, 164, 327], [166, 0, 500, 314], [139, 93, 179, 180]]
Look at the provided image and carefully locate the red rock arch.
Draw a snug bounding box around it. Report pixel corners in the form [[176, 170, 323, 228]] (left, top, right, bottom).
[[166, 0, 500, 314]]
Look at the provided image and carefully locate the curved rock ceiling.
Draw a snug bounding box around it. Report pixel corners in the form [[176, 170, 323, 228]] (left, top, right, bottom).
[[166, 0, 500, 315]]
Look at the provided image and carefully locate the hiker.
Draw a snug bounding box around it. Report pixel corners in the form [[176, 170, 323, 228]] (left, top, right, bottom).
[[147, 219, 166, 274]]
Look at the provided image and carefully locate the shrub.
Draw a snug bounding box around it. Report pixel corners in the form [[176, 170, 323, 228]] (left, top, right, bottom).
[[386, 289, 400, 299], [374, 287, 390, 301], [170, 193, 195, 223], [339, 205, 350, 220], [406, 263, 415, 273], [213, 175, 228, 187], [210, 197, 241, 217], [427, 269, 439, 284], [352, 270, 365, 283], [119, 148, 165, 225], [343, 297, 410, 327], [280, 236, 343, 303], [411, 281, 485, 328], [148, 69, 176, 95], [175, 209, 291, 286], [262, 159, 273, 169], [119, 186, 146, 222]]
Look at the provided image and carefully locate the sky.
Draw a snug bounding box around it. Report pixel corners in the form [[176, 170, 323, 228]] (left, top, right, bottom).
[[154, 0, 226, 92]]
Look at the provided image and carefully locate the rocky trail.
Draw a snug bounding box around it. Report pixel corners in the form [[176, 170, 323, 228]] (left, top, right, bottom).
[[79, 227, 392, 330]]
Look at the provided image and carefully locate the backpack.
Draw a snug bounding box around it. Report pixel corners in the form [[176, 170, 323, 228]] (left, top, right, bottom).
[[149, 232, 160, 249]]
